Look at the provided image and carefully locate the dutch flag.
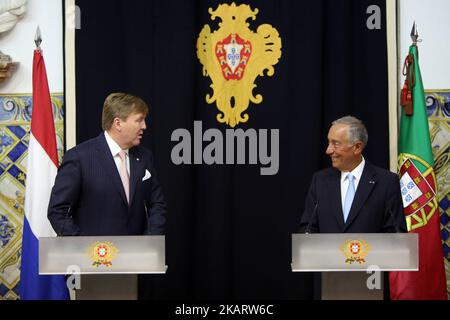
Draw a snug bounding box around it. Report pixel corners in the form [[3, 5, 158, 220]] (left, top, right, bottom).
[[19, 48, 69, 300]]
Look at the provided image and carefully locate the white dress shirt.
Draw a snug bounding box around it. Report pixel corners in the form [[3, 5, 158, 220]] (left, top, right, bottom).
[[104, 131, 130, 175], [340, 157, 365, 211]]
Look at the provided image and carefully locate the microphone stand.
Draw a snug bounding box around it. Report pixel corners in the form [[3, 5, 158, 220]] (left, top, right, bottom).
[[305, 202, 318, 234]]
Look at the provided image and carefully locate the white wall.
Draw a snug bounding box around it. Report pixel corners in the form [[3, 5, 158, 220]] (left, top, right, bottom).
[[0, 0, 63, 93], [399, 0, 450, 89]]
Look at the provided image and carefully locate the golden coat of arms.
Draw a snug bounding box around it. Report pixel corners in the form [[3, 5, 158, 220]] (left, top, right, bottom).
[[196, 2, 282, 127], [339, 239, 371, 264], [88, 241, 118, 267]]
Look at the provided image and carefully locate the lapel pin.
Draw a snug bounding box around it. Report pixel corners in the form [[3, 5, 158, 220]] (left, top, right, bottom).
[[369, 180, 376, 184], [136, 158, 140, 161]]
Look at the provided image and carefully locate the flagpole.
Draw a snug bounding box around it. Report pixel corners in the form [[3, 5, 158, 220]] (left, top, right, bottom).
[[19, 26, 69, 300], [410, 22, 421, 46], [35, 26, 42, 51], [390, 21, 448, 300]]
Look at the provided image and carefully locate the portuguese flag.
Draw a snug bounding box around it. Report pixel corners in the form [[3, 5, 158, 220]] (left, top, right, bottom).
[[389, 44, 447, 300]]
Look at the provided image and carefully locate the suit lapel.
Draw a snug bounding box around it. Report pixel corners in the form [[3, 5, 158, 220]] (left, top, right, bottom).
[[95, 134, 128, 206], [344, 163, 377, 231], [129, 148, 144, 206], [328, 169, 345, 231]]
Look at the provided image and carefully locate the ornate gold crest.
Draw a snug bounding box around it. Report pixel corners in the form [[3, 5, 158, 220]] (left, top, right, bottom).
[[196, 2, 282, 127], [88, 241, 118, 267], [339, 239, 371, 264]]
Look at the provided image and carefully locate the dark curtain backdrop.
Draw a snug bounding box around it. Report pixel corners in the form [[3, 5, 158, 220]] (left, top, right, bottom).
[[73, 0, 389, 299]]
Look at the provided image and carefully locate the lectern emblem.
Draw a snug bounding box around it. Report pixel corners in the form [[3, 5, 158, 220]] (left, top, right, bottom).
[[340, 239, 371, 264], [88, 241, 118, 267]]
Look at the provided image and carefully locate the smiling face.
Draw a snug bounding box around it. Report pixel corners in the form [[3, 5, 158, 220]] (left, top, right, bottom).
[[114, 111, 147, 149], [326, 123, 363, 172]]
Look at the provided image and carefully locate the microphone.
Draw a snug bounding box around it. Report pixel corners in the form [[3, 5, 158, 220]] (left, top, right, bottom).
[[59, 206, 71, 236], [143, 201, 151, 235], [305, 201, 319, 234], [386, 203, 402, 233]]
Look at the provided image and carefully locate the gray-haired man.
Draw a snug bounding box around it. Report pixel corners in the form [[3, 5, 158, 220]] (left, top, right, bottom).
[[299, 116, 407, 233]]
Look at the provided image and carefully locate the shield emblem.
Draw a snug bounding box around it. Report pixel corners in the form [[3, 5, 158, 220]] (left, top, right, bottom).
[[225, 41, 243, 73], [215, 33, 252, 80], [399, 158, 436, 216]]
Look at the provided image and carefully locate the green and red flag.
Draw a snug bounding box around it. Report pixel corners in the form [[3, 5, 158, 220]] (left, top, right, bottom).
[[389, 43, 447, 300]]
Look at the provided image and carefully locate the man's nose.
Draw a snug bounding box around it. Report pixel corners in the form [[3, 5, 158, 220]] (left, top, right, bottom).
[[142, 121, 147, 130], [326, 144, 333, 155]]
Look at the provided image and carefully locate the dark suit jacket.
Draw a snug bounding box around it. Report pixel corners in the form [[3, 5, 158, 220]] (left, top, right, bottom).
[[48, 133, 166, 236], [299, 161, 407, 233]]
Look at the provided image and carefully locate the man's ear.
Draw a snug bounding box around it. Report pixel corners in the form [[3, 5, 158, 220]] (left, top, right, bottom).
[[354, 141, 364, 154], [112, 117, 121, 132]]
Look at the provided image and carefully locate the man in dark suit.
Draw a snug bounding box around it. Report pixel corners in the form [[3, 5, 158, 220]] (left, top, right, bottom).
[[300, 116, 406, 233], [48, 93, 166, 236], [298, 116, 407, 300]]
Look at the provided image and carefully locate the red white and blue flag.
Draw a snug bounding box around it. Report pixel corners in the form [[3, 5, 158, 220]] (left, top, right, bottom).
[[19, 49, 69, 300]]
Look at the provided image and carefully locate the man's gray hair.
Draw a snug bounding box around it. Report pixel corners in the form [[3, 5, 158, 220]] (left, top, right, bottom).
[[332, 116, 368, 146]]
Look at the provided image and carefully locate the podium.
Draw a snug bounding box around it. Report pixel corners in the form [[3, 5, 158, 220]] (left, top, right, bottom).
[[291, 234, 418, 300], [39, 235, 166, 300]]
